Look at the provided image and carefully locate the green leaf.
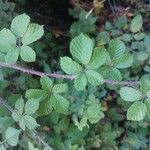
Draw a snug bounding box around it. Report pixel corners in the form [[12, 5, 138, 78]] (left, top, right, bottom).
[[25, 89, 47, 101], [40, 76, 53, 92], [5, 46, 19, 64], [25, 99, 39, 115], [113, 53, 133, 69], [136, 51, 148, 61], [144, 36, 150, 53], [74, 73, 87, 91], [105, 21, 113, 30], [0, 28, 16, 53], [87, 47, 107, 69], [60, 57, 82, 74], [20, 45, 36, 62], [19, 117, 26, 130], [119, 87, 142, 102], [51, 94, 69, 114], [98, 66, 122, 81], [111, 30, 122, 37], [11, 13, 30, 37], [23, 115, 39, 130], [144, 35, 150, 47], [144, 99, 150, 118], [12, 113, 21, 122], [121, 33, 133, 42], [22, 23, 44, 45], [38, 97, 53, 116], [74, 117, 88, 131], [70, 11, 97, 36], [0, 69, 3, 81], [28, 142, 39, 150], [115, 16, 127, 29], [140, 78, 150, 92], [109, 68, 122, 81], [96, 31, 110, 46], [0, 52, 5, 62], [52, 83, 68, 94], [127, 101, 146, 121], [70, 33, 94, 64], [147, 91, 150, 99], [130, 15, 143, 33], [86, 104, 103, 124], [86, 70, 104, 86], [78, 117, 88, 129], [108, 39, 126, 58], [5, 127, 21, 146], [134, 32, 145, 40], [15, 97, 24, 114], [0, 145, 6, 150], [0, 29, 16, 44]]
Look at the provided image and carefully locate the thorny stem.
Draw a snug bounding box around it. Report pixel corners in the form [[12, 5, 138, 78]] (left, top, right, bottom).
[[0, 97, 53, 150], [0, 61, 139, 86], [104, 80, 139, 87], [0, 61, 75, 80]]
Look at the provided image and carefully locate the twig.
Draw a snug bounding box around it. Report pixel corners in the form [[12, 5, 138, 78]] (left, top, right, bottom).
[[107, 0, 116, 16], [0, 61, 139, 86], [112, 0, 117, 11], [85, 7, 94, 18], [104, 80, 139, 87], [0, 61, 75, 80], [85, 0, 106, 19], [0, 97, 53, 150]]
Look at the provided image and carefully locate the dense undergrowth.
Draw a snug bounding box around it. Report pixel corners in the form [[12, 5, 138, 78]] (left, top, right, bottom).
[[0, 0, 150, 150]]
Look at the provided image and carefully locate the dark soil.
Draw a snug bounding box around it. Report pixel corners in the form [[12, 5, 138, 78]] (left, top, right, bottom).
[[23, 0, 74, 30]]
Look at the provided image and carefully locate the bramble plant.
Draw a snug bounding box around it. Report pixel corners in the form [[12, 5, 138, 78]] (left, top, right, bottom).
[[0, 7, 150, 150]]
